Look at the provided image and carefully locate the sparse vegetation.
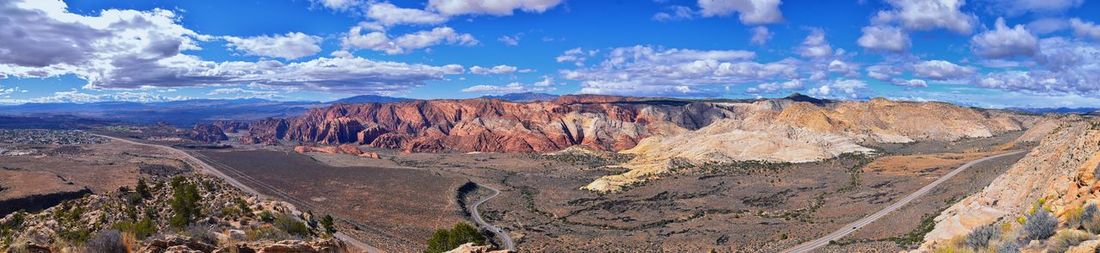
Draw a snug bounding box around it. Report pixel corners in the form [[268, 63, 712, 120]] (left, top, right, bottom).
[[320, 215, 336, 234], [1082, 203, 1100, 233], [135, 178, 151, 199], [1046, 230, 1093, 253], [1022, 209, 1057, 241], [84, 229, 126, 253], [425, 223, 487, 253], [273, 214, 312, 237], [963, 224, 998, 250], [888, 212, 940, 248], [169, 176, 202, 229]]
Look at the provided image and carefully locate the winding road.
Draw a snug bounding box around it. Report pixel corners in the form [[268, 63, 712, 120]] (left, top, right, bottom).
[[95, 134, 385, 253], [781, 150, 1026, 253], [469, 184, 516, 251]]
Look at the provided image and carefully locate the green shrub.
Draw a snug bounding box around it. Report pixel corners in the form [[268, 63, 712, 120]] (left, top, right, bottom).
[[1023, 209, 1057, 241], [259, 211, 275, 223], [246, 226, 292, 241], [273, 215, 312, 237], [321, 215, 336, 234], [235, 198, 253, 216], [1081, 203, 1100, 233], [995, 241, 1019, 253], [964, 224, 998, 250], [1047, 230, 1093, 253], [113, 215, 157, 239], [425, 223, 486, 253], [135, 178, 151, 199], [169, 177, 202, 229]]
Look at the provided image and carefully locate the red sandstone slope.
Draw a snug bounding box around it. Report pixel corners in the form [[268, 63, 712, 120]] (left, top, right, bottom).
[[242, 95, 732, 152]]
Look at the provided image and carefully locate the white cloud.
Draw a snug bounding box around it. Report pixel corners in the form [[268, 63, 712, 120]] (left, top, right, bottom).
[[1070, 18, 1100, 41], [555, 48, 598, 66], [878, 0, 976, 34], [912, 60, 976, 80], [311, 0, 362, 11], [365, 2, 448, 26], [806, 79, 867, 99], [749, 26, 773, 45], [342, 25, 478, 54], [892, 79, 928, 87], [975, 37, 1100, 94], [223, 32, 323, 60], [986, 0, 1084, 16], [469, 65, 520, 74], [697, 0, 784, 25], [653, 5, 696, 22], [427, 0, 564, 16], [1027, 18, 1068, 35], [866, 64, 904, 81], [498, 34, 521, 46], [206, 87, 281, 99], [462, 81, 553, 94], [797, 29, 833, 58], [857, 25, 911, 52], [563, 45, 799, 96], [0, 90, 190, 104], [745, 79, 803, 93], [970, 18, 1038, 58]]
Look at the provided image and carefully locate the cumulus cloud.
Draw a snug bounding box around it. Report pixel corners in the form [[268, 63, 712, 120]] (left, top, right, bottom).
[[1027, 18, 1069, 35], [911, 60, 976, 80], [985, 0, 1084, 16], [745, 79, 803, 93], [223, 32, 322, 60], [975, 37, 1100, 94], [555, 48, 598, 66], [697, 0, 784, 25], [428, 0, 564, 16], [311, 0, 362, 11], [878, 0, 976, 34], [892, 79, 928, 87], [469, 65, 521, 74], [866, 64, 905, 81], [1070, 18, 1100, 40], [562, 45, 800, 96], [342, 25, 478, 54], [857, 25, 911, 52], [797, 29, 833, 58], [0, 90, 190, 104], [806, 79, 867, 99], [971, 18, 1038, 58], [365, 2, 449, 26], [749, 26, 773, 45], [498, 34, 521, 46]]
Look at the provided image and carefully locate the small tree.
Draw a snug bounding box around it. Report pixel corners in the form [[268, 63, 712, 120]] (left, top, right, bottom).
[[169, 177, 202, 229], [135, 178, 151, 199], [425, 223, 486, 253], [321, 215, 337, 234]]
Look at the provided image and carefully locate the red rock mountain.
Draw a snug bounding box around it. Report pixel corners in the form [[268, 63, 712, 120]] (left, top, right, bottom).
[[242, 95, 732, 152]]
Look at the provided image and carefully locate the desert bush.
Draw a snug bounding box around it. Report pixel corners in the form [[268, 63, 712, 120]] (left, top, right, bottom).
[[273, 215, 311, 237], [259, 211, 275, 223], [184, 225, 218, 246], [1064, 206, 1085, 229], [112, 215, 156, 240], [246, 226, 292, 241], [1047, 229, 1093, 253], [320, 215, 336, 234], [169, 177, 202, 229], [1023, 209, 1057, 241], [235, 198, 252, 217], [135, 178, 151, 199], [425, 223, 487, 253], [995, 240, 1020, 253], [84, 230, 126, 253], [1081, 203, 1100, 234], [964, 224, 999, 250]]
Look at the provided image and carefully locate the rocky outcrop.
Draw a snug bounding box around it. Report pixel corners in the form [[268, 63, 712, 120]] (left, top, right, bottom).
[[294, 144, 381, 159], [241, 118, 289, 145], [920, 116, 1100, 249], [210, 120, 250, 133], [188, 124, 228, 143], [584, 98, 1036, 192], [445, 243, 511, 253]]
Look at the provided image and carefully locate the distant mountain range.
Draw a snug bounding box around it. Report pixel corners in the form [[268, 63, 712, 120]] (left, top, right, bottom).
[[1004, 107, 1100, 114], [332, 95, 416, 104], [479, 92, 559, 102]]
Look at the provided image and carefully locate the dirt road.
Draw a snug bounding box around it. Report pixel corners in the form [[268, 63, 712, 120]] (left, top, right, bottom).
[[469, 184, 515, 251]]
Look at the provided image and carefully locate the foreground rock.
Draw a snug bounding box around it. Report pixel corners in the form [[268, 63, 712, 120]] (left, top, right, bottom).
[[445, 243, 511, 253]]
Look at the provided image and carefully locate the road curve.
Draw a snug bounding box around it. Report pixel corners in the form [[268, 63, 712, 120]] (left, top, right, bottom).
[[469, 184, 516, 251], [95, 134, 384, 253], [781, 150, 1026, 253]]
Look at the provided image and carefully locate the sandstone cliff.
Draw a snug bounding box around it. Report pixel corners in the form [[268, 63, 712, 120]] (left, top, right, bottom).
[[919, 116, 1100, 250]]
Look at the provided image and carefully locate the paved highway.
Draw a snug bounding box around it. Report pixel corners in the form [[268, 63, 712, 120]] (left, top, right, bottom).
[[781, 150, 1026, 253], [469, 184, 516, 251]]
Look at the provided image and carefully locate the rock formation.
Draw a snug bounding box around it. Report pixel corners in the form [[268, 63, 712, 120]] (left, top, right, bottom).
[[919, 116, 1100, 250], [188, 123, 228, 143]]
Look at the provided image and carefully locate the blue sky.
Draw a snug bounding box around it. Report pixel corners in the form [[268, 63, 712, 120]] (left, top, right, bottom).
[[1, 0, 1099, 108]]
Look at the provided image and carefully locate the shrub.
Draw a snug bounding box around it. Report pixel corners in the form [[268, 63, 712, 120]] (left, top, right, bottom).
[[235, 198, 253, 217], [259, 211, 275, 223], [1064, 206, 1085, 229], [995, 241, 1020, 253], [112, 215, 157, 240], [425, 223, 487, 253], [1022, 209, 1057, 241], [273, 215, 312, 237], [85, 230, 126, 253], [246, 226, 292, 241], [1081, 203, 1100, 234], [964, 224, 999, 250], [320, 215, 336, 234], [169, 177, 202, 229], [1047, 230, 1093, 253], [135, 178, 151, 199]]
